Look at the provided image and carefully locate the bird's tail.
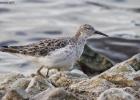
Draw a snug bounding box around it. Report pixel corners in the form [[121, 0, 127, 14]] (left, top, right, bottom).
[[0, 46, 19, 53]]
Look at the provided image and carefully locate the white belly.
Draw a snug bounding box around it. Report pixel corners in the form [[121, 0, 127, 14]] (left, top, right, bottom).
[[38, 45, 78, 70]]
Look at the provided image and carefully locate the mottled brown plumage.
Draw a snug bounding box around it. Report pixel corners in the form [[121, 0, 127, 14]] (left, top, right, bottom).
[[0, 24, 108, 58], [0, 38, 77, 57], [0, 24, 108, 78]]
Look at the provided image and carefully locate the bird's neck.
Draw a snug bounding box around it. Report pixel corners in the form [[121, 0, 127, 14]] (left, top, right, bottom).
[[74, 35, 87, 58], [75, 31, 89, 40], [75, 35, 87, 48]]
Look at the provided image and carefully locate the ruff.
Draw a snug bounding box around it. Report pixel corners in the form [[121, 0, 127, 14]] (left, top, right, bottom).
[[0, 24, 108, 76]]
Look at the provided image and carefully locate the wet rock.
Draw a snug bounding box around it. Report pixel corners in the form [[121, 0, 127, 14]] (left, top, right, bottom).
[[87, 37, 140, 64], [49, 71, 87, 87], [79, 45, 113, 74], [97, 88, 135, 100], [25, 75, 50, 96], [31, 88, 79, 100], [2, 89, 29, 100], [0, 73, 24, 90]]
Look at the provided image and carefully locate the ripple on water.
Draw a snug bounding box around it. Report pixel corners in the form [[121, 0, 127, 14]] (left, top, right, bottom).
[[23, 0, 48, 3], [87, 37, 140, 64], [27, 37, 46, 42], [0, 40, 18, 46], [0, 8, 11, 13], [15, 31, 27, 36], [43, 30, 62, 35]]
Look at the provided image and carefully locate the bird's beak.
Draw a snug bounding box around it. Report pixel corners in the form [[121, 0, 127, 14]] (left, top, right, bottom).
[[94, 30, 109, 37]]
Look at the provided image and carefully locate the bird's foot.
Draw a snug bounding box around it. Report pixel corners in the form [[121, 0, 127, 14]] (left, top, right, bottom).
[[37, 66, 46, 78], [36, 66, 56, 88]]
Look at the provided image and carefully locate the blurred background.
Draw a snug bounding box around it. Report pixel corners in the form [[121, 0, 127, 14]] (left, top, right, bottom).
[[0, 0, 140, 75]]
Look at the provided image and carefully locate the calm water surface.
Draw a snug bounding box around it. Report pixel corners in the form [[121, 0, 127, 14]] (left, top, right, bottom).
[[0, 0, 140, 75]]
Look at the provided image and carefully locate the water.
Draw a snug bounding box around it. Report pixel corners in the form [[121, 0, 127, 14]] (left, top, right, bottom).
[[0, 0, 140, 75]]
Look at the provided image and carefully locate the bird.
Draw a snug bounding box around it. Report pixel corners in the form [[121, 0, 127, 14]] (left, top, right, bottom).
[[0, 24, 108, 77]]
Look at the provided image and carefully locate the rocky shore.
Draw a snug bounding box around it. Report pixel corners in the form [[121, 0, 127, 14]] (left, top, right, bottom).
[[0, 52, 140, 100]]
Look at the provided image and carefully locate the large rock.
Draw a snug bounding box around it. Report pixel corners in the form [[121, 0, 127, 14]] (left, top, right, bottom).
[[79, 45, 113, 74], [0, 53, 139, 100], [99, 64, 136, 87], [122, 53, 140, 70], [99, 54, 140, 87], [10, 78, 30, 90], [2, 89, 29, 100], [123, 87, 140, 100], [97, 88, 135, 100], [68, 53, 140, 99], [49, 71, 88, 87], [69, 78, 116, 100], [31, 88, 79, 100], [25, 75, 50, 96], [0, 73, 24, 90]]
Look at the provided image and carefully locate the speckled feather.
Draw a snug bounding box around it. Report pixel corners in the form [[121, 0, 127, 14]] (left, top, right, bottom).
[[0, 37, 77, 57], [0, 24, 108, 70]]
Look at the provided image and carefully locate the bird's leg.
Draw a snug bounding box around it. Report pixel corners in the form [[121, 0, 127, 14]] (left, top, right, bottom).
[[36, 67, 54, 78], [46, 68, 50, 78], [37, 66, 45, 78], [45, 67, 61, 78], [35, 66, 56, 88]]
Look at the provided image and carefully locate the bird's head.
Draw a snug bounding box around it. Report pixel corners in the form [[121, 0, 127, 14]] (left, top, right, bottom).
[[75, 24, 108, 39]]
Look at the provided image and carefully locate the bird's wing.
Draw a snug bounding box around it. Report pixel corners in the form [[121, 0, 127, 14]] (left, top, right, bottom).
[[0, 38, 73, 57]]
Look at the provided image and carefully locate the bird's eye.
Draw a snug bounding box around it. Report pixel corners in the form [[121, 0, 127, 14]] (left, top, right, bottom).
[[86, 27, 91, 30]]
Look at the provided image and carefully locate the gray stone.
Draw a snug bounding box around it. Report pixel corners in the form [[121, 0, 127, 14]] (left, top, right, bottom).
[[2, 89, 29, 100], [31, 88, 78, 100], [97, 88, 135, 100], [79, 45, 113, 73]]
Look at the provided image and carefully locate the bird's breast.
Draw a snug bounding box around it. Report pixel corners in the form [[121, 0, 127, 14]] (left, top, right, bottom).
[[38, 45, 77, 68]]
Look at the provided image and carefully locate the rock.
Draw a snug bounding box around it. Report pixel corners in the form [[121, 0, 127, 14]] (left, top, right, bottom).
[[31, 88, 79, 100], [69, 77, 116, 99], [87, 37, 140, 64], [102, 61, 135, 74], [97, 88, 136, 100], [122, 53, 140, 71], [69, 54, 140, 99], [0, 90, 5, 100], [99, 61, 137, 87], [49, 71, 87, 87], [10, 78, 30, 90], [25, 75, 50, 96], [123, 87, 140, 100], [0, 73, 24, 90], [79, 45, 113, 74], [48, 69, 59, 77], [0, 53, 139, 100], [133, 70, 140, 82], [70, 69, 88, 78], [2, 89, 29, 100]]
